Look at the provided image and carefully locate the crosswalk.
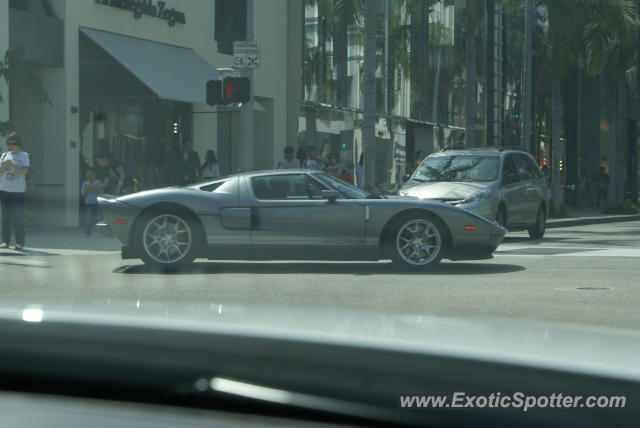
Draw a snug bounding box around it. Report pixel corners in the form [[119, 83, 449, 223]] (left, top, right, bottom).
[[495, 244, 640, 258]]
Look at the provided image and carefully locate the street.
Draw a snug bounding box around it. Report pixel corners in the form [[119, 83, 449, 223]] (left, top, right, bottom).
[[1, 221, 639, 330]]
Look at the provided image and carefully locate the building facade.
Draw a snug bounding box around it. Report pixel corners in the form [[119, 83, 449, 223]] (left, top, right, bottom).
[[1, 0, 302, 227]]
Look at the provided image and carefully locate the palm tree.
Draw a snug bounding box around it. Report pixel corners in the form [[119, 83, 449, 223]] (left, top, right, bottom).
[[0, 47, 50, 136], [464, 0, 479, 147], [582, 0, 639, 202], [538, 0, 638, 209], [333, 0, 363, 107], [362, 0, 378, 191]]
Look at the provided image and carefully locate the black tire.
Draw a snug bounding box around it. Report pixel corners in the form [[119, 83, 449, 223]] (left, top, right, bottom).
[[133, 209, 204, 271], [388, 213, 447, 270], [496, 205, 508, 228], [528, 205, 546, 240]]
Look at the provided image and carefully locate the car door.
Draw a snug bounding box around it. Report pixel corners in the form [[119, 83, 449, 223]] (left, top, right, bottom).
[[514, 153, 538, 224], [501, 155, 525, 226], [248, 173, 366, 247]]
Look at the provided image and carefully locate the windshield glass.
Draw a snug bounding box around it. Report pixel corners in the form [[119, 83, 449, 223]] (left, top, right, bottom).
[[413, 155, 500, 182], [313, 173, 369, 199]]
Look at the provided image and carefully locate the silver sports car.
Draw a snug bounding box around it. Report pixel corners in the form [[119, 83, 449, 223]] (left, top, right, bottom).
[[97, 170, 506, 270]]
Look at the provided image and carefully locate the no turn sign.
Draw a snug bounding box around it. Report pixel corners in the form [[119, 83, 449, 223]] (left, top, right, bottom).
[[233, 41, 261, 69]]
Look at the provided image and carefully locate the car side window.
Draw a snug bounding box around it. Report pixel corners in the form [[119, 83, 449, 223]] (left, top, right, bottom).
[[503, 156, 517, 177], [251, 174, 312, 200], [306, 175, 330, 199], [523, 155, 542, 178], [512, 154, 532, 180]]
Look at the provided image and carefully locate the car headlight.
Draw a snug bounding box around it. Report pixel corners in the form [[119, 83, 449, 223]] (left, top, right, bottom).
[[461, 190, 492, 204]]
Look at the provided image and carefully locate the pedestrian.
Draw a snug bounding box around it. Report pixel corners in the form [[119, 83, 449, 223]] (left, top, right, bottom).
[[302, 145, 325, 170], [296, 146, 307, 168], [324, 153, 345, 177], [179, 140, 201, 185], [95, 152, 127, 194], [595, 166, 609, 207], [277, 146, 300, 169], [356, 152, 364, 189], [81, 167, 102, 238], [412, 150, 425, 173], [0, 132, 30, 250], [202, 150, 220, 179]]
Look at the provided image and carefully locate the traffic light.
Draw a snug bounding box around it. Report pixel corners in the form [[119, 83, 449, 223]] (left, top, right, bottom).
[[222, 77, 250, 104], [206, 80, 222, 106], [206, 77, 250, 106]]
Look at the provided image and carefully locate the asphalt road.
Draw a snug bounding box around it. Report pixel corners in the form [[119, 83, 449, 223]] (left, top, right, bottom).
[[1, 221, 639, 330]]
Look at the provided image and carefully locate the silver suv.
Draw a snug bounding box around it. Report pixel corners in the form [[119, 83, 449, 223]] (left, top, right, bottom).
[[400, 148, 548, 239]]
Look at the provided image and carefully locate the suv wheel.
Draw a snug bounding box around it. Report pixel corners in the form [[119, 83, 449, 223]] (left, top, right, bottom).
[[496, 206, 507, 228], [528, 206, 546, 239]]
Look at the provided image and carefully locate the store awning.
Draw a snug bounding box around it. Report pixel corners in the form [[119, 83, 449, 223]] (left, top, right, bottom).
[[81, 27, 219, 104]]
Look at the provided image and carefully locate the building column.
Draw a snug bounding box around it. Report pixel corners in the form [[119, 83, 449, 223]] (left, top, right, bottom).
[[39, 0, 79, 227], [0, 0, 9, 140]]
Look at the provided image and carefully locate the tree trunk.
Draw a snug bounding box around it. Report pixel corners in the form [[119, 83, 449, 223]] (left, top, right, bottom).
[[334, 19, 349, 106], [363, 0, 378, 191], [609, 74, 627, 202], [465, 0, 477, 147], [410, 1, 430, 121], [551, 66, 563, 211], [305, 107, 317, 148]]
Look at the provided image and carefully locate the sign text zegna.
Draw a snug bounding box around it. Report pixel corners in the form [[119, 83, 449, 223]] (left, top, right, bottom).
[[94, 0, 186, 27]]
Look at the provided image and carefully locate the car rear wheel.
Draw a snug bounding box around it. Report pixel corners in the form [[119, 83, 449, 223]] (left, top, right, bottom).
[[134, 210, 202, 271], [390, 214, 445, 270], [528, 206, 546, 240]]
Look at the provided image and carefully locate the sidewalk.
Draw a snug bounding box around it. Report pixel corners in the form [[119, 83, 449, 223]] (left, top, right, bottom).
[[0, 227, 121, 254], [546, 208, 640, 229]]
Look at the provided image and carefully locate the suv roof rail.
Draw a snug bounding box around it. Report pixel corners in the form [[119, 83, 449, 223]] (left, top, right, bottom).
[[439, 145, 529, 153]]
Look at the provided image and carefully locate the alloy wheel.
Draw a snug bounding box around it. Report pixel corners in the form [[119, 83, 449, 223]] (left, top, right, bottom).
[[395, 219, 442, 266], [142, 214, 192, 264]]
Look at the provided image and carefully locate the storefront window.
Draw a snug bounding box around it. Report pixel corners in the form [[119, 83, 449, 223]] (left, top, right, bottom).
[[79, 33, 192, 191]]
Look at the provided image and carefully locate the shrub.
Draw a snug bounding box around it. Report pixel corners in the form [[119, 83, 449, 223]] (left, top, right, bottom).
[[549, 203, 571, 218], [601, 200, 638, 215]]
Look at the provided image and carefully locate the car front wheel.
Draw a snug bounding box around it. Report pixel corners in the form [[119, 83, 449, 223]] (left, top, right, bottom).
[[390, 214, 446, 270], [528, 206, 546, 239], [134, 211, 202, 270]]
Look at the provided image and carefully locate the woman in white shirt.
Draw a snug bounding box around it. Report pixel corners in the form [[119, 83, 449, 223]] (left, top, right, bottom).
[[0, 132, 30, 250], [201, 150, 220, 180]]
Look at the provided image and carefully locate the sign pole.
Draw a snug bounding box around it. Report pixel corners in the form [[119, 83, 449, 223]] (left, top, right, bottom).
[[238, 0, 254, 172]]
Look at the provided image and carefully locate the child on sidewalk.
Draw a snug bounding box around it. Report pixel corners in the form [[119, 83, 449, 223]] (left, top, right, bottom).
[[81, 168, 102, 238]]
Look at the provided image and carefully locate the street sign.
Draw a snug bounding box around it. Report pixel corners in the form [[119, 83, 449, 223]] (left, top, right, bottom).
[[233, 41, 261, 69]]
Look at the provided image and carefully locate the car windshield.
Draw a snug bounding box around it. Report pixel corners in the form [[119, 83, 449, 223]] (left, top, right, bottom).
[[413, 155, 500, 182], [313, 172, 370, 199]]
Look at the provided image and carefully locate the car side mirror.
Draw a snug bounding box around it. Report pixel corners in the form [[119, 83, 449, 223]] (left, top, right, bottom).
[[321, 189, 340, 202], [503, 172, 520, 185], [402, 174, 411, 183]]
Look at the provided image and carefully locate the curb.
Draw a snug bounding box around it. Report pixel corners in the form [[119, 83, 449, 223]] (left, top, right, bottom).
[[546, 214, 640, 229]]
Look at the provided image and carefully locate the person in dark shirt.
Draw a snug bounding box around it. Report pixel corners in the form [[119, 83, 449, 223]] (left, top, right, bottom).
[[595, 166, 609, 207], [179, 140, 201, 185], [94, 152, 126, 195]]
